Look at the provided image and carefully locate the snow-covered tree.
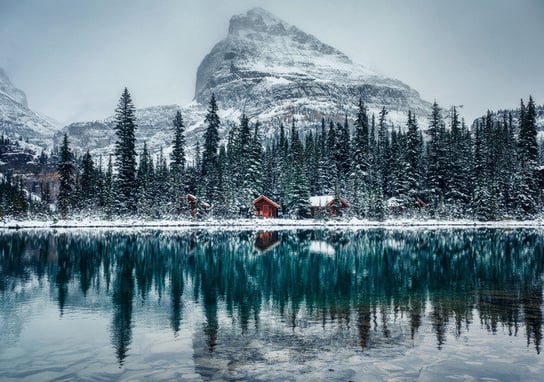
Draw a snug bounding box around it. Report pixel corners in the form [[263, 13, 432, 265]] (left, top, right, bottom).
[[57, 133, 75, 217], [113, 88, 138, 214]]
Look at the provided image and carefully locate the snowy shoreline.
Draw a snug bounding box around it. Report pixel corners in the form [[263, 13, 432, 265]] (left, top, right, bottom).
[[1, 217, 544, 230]]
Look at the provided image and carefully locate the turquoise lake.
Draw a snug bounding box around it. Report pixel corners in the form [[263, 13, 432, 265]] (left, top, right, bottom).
[[0, 228, 542, 381]]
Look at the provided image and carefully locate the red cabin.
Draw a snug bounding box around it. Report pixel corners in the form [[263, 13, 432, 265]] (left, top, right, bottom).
[[252, 195, 280, 218]]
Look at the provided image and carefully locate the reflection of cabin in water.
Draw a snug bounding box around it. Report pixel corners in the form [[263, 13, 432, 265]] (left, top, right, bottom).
[[187, 194, 210, 217], [252, 195, 280, 218], [254, 231, 280, 253], [309, 195, 349, 217]]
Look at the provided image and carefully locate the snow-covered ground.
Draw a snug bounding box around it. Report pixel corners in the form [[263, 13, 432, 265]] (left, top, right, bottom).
[[1, 217, 543, 230]]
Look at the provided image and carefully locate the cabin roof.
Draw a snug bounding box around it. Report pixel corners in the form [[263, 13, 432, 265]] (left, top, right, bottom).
[[252, 195, 280, 209]]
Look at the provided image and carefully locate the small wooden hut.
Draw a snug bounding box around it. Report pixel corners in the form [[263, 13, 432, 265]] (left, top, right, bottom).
[[252, 195, 280, 218]]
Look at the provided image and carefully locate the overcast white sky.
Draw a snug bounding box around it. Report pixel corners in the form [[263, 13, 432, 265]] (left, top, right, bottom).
[[1, 0, 543, 125]]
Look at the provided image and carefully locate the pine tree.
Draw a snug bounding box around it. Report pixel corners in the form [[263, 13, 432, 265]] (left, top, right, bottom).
[[136, 142, 153, 215], [425, 101, 447, 215], [316, 117, 328, 194], [153, 147, 170, 217], [96, 155, 106, 209], [517, 96, 539, 216], [287, 120, 310, 218], [78, 150, 96, 211], [472, 120, 496, 220], [202, 94, 221, 206], [325, 120, 337, 192], [247, 121, 263, 197], [351, 99, 370, 216], [405, 111, 423, 205], [377, 107, 390, 196], [338, 116, 351, 178], [113, 88, 138, 214], [170, 111, 186, 210], [57, 133, 75, 217], [170, 111, 186, 212], [445, 107, 471, 216], [104, 155, 114, 216]]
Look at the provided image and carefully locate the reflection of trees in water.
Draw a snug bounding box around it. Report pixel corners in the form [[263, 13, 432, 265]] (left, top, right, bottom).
[[1, 228, 544, 364], [111, 244, 134, 366]]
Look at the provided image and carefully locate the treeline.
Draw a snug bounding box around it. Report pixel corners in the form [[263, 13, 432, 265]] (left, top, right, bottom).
[[2, 89, 542, 220]]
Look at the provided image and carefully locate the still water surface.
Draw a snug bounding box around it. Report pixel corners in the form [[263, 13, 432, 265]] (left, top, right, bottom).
[[0, 228, 543, 381]]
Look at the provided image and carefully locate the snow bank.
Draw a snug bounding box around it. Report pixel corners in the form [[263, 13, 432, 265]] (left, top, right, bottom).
[[1, 216, 544, 231]]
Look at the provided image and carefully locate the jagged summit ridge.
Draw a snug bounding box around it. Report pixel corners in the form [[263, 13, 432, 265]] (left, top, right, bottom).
[[228, 7, 289, 35], [0, 68, 28, 107], [227, 7, 343, 57]]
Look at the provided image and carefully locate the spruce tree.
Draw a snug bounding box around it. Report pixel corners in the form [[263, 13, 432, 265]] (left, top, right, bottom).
[[287, 120, 310, 217], [377, 107, 390, 196], [247, 121, 263, 197], [136, 142, 153, 214], [202, 94, 221, 206], [170, 110, 186, 212], [78, 150, 96, 211], [425, 101, 447, 214], [517, 96, 539, 215], [405, 111, 423, 205], [104, 155, 114, 216], [351, 99, 370, 216], [171, 110, 186, 175], [325, 120, 337, 193], [113, 88, 138, 214], [57, 133, 75, 218]]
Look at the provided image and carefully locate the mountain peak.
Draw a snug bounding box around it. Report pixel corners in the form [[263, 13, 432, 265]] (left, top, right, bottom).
[[228, 7, 289, 36], [0, 68, 28, 107], [196, 8, 430, 118]]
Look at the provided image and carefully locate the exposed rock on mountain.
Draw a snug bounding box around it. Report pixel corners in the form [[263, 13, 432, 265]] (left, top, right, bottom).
[[0, 68, 58, 147]]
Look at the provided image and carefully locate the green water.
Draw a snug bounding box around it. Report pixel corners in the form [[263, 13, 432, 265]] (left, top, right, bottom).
[[0, 228, 542, 381]]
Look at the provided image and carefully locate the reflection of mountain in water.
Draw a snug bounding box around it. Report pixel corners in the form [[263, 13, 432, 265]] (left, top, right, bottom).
[[1, 229, 543, 373]]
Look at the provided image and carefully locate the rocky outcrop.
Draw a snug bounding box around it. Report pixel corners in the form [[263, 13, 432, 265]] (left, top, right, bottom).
[[0, 68, 58, 147]]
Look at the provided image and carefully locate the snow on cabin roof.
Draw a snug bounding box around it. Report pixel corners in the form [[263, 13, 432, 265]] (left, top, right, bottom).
[[309, 195, 335, 207]]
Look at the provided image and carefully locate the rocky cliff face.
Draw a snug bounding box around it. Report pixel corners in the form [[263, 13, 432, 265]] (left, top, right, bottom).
[[0, 68, 58, 147], [62, 7, 433, 157]]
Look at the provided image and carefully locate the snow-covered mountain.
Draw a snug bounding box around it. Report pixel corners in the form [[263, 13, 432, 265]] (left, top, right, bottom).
[[62, 7, 432, 157], [58, 103, 208, 159], [0, 68, 59, 147], [196, 7, 430, 121]]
